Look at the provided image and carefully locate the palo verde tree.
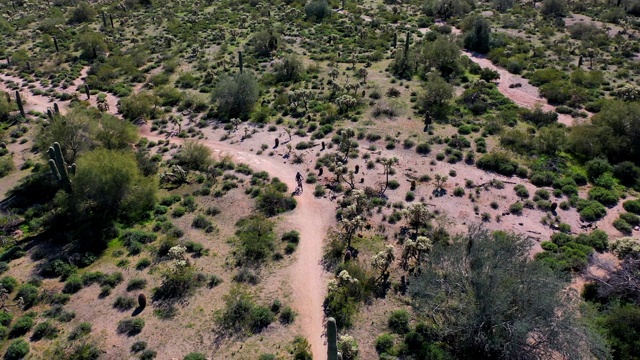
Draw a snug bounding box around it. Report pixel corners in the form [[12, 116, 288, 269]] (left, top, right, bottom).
[[58, 149, 157, 247], [409, 226, 610, 359], [462, 15, 492, 54], [212, 72, 259, 121]]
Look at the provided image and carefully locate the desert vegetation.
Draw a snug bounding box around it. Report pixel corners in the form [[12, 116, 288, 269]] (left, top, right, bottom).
[[0, 0, 639, 358]]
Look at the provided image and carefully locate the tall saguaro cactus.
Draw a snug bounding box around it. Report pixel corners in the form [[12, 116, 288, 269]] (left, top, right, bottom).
[[102, 11, 107, 27], [53, 36, 59, 52], [238, 51, 243, 74], [84, 84, 90, 100], [48, 142, 75, 192], [327, 317, 342, 360], [15, 91, 25, 118], [404, 32, 410, 59]]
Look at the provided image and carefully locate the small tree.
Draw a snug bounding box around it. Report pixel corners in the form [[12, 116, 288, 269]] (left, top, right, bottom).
[[462, 16, 491, 54], [212, 72, 259, 121]]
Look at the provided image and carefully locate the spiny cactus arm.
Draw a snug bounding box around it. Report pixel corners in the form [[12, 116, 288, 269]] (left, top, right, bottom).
[[48, 159, 61, 181]]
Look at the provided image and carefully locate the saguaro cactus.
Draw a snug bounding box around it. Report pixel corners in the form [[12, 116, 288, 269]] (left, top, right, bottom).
[[404, 32, 410, 59], [84, 84, 90, 100], [53, 103, 60, 114], [327, 317, 342, 360], [393, 32, 397, 48], [102, 11, 107, 27], [48, 142, 75, 192], [138, 293, 146, 309], [53, 36, 59, 52], [15, 91, 25, 118], [109, 14, 114, 28], [238, 51, 243, 74]]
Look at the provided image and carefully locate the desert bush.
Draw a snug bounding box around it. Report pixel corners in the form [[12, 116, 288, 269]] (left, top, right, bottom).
[[279, 306, 296, 325], [31, 321, 59, 340], [62, 276, 83, 294], [9, 313, 34, 337], [184, 353, 206, 360], [116, 318, 144, 336], [541, 0, 567, 17], [588, 187, 618, 207], [477, 152, 519, 176], [212, 72, 259, 121], [192, 214, 215, 233], [282, 230, 300, 244], [375, 333, 395, 354], [68, 322, 92, 340], [118, 92, 159, 121], [514, 184, 530, 199], [153, 264, 203, 300], [623, 199, 640, 214], [0, 277, 17, 293], [113, 296, 136, 311], [577, 199, 607, 222], [305, 0, 331, 21], [70, 2, 96, 23], [256, 185, 296, 216], [217, 287, 274, 334], [388, 309, 410, 334], [174, 141, 212, 171], [0, 312, 12, 327], [509, 202, 524, 215], [17, 284, 40, 308], [4, 339, 29, 360], [236, 215, 275, 266], [613, 218, 633, 235]]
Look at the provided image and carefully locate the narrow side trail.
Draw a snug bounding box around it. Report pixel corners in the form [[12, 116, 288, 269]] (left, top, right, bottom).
[[140, 125, 332, 359]]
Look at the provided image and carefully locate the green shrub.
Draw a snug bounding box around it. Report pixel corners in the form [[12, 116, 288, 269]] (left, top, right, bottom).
[[375, 333, 395, 354], [17, 284, 40, 308], [68, 322, 92, 340], [256, 186, 296, 216], [236, 215, 276, 266], [613, 218, 633, 234], [192, 214, 215, 233], [62, 276, 83, 294], [116, 318, 144, 336], [184, 353, 206, 360], [136, 258, 151, 270], [514, 184, 529, 199], [139, 349, 157, 360], [113, 296, 136, 311], [388, 309, 410, 334], [415, 143, 431, 155], [279, 306, 296, 325], [623, 199, 640, 214], [31, 321, 59, 340], [453, 187, 465, 197], [577, 199, 607, 221], [4, 339, 29, 360], [9, 313, 34, 337], [282, 231, 300, 244], [0, 312, 12, 326], [0, 277, 17, 293], [131, 341, 147, 353], [588, 187, 618, 206], [509, 202, 524, 215], [585, 158, 613, 182], [121, 229, 157, 246], [477, 152, 518, 176]]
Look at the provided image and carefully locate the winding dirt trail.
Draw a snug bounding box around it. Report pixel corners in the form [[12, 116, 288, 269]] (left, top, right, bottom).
[[2, 68, 332, 358], [140, 125, 332, 359]]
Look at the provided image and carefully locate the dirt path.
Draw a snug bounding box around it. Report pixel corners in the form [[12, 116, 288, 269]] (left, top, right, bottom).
[[140, 125, 332, 359], [460, 51, 576, 126]]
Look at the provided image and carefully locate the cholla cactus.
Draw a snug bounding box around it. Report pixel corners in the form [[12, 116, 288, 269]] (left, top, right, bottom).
[[337, 270, 359, 285], [335, 95, 356, 112], [401, 236, 432, 270], [338, 334, 359, 360], [372, 245, 395, 279], [168, 245, 186, 260], [610, 237, 640, 258]]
